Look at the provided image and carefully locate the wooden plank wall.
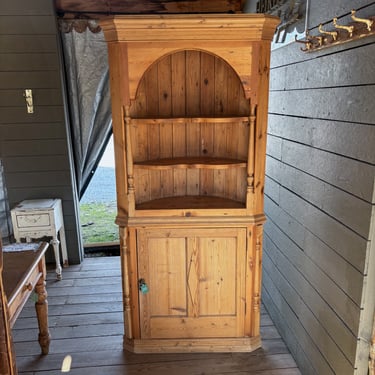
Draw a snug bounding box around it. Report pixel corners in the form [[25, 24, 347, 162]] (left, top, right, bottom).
[[0, 0, 82, 263], [262, 1, 375, 374]]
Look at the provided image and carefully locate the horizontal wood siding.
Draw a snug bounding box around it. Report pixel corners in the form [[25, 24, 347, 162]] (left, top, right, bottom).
[[263, 1, 375, 374], [0, 0, 82, 263]]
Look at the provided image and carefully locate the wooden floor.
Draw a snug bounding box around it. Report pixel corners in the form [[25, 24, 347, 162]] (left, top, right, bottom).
[[13, 256, 301, 374]]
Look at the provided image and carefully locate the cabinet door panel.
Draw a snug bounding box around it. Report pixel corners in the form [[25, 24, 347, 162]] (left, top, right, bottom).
[[137, 227, 247, 339], [147, 237, 187, 317], [195, 236, 237, 316]]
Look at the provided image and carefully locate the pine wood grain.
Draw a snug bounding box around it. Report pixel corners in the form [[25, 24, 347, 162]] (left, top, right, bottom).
[[103, 14, 279, 353]]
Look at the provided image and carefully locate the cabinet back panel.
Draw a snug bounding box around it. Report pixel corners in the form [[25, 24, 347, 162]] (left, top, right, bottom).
[[132, 122, 249, 160], [131, 50, 249, 117], [134, 168, 247, 203]]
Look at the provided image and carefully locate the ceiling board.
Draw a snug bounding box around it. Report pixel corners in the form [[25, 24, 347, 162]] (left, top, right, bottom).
[[55, 0, 245, 18]]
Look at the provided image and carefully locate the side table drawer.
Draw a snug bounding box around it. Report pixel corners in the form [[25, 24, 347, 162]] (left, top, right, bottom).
[[16, 214, 51, 228], [8, 265, 41, 326]]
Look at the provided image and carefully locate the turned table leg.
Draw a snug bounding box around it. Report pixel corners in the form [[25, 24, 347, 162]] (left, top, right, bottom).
[[50, 237, 62, 280], [59, 225, 69, 267], [34, 258, 51, 355]]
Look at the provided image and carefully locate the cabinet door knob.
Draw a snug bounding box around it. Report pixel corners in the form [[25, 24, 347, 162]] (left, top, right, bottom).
[[138, 278, 149, 294]]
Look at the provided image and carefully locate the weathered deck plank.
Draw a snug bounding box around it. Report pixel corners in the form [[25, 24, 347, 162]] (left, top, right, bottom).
[[14, 256, 300, 374]]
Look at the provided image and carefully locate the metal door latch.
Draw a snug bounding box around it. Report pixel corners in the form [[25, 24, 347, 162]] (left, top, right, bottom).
[[24, 89, 34, 114]]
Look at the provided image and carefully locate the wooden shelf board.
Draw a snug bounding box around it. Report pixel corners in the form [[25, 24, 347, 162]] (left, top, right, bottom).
[[130, 116, 249, 124], [134, 157, 247, 170], [136, 195, 245, 210]]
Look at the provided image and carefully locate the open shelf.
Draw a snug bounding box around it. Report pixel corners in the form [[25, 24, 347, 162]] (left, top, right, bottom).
[[136, 195, 246, 210], [134, 157, 247, 170]]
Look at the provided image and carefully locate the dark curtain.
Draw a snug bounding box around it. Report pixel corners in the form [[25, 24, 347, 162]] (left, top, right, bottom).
[[0, 160, 11, 244], [60, 26, 112, 199]]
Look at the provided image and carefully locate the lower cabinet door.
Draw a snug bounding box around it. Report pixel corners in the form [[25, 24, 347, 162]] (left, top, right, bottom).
[[137, 227, 247, 339]]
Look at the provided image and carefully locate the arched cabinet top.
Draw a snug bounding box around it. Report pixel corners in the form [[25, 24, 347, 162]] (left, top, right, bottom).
[[101, 14, 279, 101]]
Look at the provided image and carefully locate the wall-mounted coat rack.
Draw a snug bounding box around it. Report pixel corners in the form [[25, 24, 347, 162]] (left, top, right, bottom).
[[296, 9, 374, 52]]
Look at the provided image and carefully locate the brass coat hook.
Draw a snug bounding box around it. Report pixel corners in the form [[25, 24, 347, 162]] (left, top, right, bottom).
[[318, 23, 338, 41], [294, 34, 312, 51], [312, 35, 325, 47], [351, 9, 373, 31], [301, 10, 375, 53], [333, 17, 354, 37], [305, 30, 325, 48]]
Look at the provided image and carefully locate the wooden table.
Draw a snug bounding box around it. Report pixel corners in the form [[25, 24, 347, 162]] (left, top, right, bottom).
[[2, 242, 51, 355]]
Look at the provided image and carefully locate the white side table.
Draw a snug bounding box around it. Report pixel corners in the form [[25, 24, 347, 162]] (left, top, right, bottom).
[[10, 198, 68, 280]]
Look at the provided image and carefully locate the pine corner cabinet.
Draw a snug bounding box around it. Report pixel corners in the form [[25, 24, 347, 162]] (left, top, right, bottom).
[[101, 14, 279, 353]]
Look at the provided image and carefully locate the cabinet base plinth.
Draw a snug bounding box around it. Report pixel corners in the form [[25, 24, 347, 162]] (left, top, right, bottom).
[[124, 336, 261, 353]]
